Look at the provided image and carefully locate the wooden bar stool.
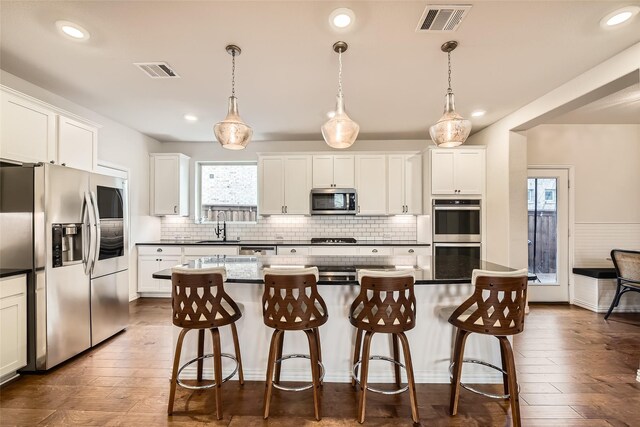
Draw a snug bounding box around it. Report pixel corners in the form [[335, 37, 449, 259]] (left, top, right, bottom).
[[168, 266, 244, 419], [605, 249, 640, 319], [349, 269, 419, 424], [448, 268, 528, 427], [262, 267, 328, 421]]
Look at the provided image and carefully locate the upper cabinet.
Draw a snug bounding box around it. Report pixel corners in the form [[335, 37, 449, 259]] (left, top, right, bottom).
[[355, 154, 387, 215], [312, 155, 355, 188], [431, 148, 485, 195], [150, 153, 190, 216], [0, 88, 99, 172], [259, 155, 312, 215], [387, 154, 422, 215]]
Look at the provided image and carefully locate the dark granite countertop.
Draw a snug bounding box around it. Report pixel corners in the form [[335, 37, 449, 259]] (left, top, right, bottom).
[[572, 267, 617, 279], [0, 268, 31, 279], [137, 240, 430, 247], [152, 256, 535, 285]]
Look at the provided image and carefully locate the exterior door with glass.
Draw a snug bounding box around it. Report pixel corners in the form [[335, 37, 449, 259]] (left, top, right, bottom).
[[527, 169, 569, 302]]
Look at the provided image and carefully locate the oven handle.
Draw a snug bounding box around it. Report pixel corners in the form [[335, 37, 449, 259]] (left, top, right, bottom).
[[434, 243, 482, 247], [433, 206, 480, 211]]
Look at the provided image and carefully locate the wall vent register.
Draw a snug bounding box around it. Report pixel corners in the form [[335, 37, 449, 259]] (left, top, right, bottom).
[[416, 4, 472, 32], [134, 62, 180, 78]]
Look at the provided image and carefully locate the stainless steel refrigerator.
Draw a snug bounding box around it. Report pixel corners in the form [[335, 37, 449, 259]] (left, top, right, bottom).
[[0, 162, 129, 370]]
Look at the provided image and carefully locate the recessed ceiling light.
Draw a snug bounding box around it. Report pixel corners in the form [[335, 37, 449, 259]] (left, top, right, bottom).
[[329, 8, 355, 30], [471, 110, 486, 117], [184, 114, 198, 122], [600, 6, 639, 28], [55, 20, 90, 41]]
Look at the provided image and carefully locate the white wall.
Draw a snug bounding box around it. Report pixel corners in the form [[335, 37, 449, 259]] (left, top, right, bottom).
[[0, 70, 162, 300]]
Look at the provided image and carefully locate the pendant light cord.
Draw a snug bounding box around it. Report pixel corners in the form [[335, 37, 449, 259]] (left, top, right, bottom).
[[231, 49, 236, 97], [447, 51, 452, 93], [338, 48, 343, 98]]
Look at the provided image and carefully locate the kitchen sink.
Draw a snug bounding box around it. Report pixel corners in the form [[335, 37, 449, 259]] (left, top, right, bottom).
[[197, 239, 241, 243]]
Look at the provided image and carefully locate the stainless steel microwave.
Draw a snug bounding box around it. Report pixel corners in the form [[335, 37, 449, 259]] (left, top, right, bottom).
[[310, 188, 357, 215]]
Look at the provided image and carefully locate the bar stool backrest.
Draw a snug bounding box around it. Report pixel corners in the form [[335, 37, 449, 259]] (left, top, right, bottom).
[[449, 268, 528, 336], [262, 267, 328, 331], [350, 270, 416, 333], [611, 249, 640, 285], [171, 266, 242, 329]]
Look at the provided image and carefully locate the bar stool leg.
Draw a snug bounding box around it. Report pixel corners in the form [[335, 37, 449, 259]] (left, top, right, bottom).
[[499, 338, 510, 396], [230, 323, 244, 385], [263, 329, 282, 419], [168, 328, 189, 415], [449, 328, 470, 416], [196, 329, 205, 382], [357, 331, 374, 424], [499, 336, 521, 427], [210, 328, 223, 420], [314, 327, 323, 386], [351, 328, 363, 388], [305, 329, 322, 421], [392, 333, 401, 387], [274, 330, 284, 384], [397, 332, 419, 423]]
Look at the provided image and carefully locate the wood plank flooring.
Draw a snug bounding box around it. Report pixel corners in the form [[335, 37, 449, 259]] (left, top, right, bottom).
[[1, 299, 638, 426]]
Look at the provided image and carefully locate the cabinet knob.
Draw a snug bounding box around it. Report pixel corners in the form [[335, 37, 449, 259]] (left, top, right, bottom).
[[50, 160, 55, 164], [290, 249, 296, 253], [285, 206, 288, 213], [282, 206, 284, 213], [61, 163, 66, 166], [408, 249, 415, 254], [372, 249, 378, 253], [157, 248, 163, 252], [174, 205, 177, 213]]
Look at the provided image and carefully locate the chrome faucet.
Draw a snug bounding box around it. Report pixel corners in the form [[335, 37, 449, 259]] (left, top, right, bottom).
[[215, 211, 227, 242]]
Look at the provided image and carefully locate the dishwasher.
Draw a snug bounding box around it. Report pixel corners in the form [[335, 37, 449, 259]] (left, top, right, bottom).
[[239, 245, 277, 256]]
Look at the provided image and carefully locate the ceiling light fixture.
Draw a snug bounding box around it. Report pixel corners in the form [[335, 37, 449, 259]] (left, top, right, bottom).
[[55, 20, 90, 41], [322, 41, 359, 149], [214, 45, 253, 150], [429, 40, 471, 147], [329, 8, 355, 29], [601, 6, 639, 28], [184, 114, 198, 122], [471, 110, 486, 117]]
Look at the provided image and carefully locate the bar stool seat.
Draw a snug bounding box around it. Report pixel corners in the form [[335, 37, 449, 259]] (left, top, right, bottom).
[[448, 268, 528, 427], [167, 266, 244, 419], [262, 267, 328, 421], [349, 269, 419, 424]]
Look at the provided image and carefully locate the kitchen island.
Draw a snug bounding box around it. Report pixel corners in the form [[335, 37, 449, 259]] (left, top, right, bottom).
[[154, 257, 534, 384]]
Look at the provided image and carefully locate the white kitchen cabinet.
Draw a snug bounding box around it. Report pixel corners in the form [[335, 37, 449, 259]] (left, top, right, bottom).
[[355, 155, 387, 215], [0, 274, 27, 379], [277, 246, 310, 256], [312, 155, 354, 188], [357, 246, 393, 256], [431, 148, 484, 195], [387, 154, 422, 215], [183, 246, 239, 262], [0, 90, 56, 164], [309, 246, 359, 256], [150, 153, 190, 216], [137, 248, 182, 295], [57, 115, 98, 171], [258, 155, 312, 215]]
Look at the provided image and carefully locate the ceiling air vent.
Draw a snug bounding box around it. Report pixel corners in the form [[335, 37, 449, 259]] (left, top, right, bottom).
[[416, 4, 471, 32], [134, 62, 180, 79]]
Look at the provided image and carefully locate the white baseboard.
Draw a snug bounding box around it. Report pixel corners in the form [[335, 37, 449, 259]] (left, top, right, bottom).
[[138, 292, 171, 298], [0, 372, 20, 386]]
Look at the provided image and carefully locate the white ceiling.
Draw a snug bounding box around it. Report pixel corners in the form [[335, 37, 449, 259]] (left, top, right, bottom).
[[1, 1, 639, 143]]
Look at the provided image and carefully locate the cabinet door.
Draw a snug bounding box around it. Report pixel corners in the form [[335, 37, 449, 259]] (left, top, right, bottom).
[[137, 257, 160, 292], [312, 156, 334, 188], [355, 155, 387, 215], [283, 156, 312, 215], [333, 155, 355, 188], [455, 150, 484, 194], [152, 155, 179, 215], [431, 150, 456, 194], [405, 154, 423, 214], [0, 91, 56, 164], [0, 275, 27, 377], [157, 256, 182, 293], [57, 116, 97, 171], [387, 155, 405, 215], [259, 157, 285, 215]]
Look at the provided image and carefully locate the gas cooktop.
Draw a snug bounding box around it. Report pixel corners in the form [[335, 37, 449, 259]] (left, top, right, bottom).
[[311, 237, 357, 244]]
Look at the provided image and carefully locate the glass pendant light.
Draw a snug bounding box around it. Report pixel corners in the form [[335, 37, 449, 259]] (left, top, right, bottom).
[[322, 41, 359, 149], [429, 41, 471, 148], [214, 45, 253, 150]]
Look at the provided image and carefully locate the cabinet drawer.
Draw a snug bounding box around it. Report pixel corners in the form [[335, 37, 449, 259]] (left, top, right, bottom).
[[138, 246, 182, 256], [357, 247, 392, 256], [183, 246, 238, 256], [392, 247, 431, 256], [277, 246, 310, 256], [309, 246, 358, 256]]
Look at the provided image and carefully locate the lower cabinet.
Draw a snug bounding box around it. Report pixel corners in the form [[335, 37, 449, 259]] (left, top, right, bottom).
[[0, 274, 27, 380], [137, 246, 182, 295]]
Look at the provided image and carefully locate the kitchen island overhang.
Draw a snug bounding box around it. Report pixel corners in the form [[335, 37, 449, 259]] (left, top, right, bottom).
[[153, 257, 534, 384]]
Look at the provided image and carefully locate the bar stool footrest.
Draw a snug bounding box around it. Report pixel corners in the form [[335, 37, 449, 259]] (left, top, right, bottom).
[[271, 354, 325, 392], [449, 358, 518, 399], [176, 353, 238, 390], [352, 355, 409, 395]]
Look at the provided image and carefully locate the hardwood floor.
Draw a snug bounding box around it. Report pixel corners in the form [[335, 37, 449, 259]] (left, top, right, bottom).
[[1, 299, 638, 426]]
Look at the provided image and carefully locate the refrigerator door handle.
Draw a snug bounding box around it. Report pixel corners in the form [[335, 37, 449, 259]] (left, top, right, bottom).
[[89, 191, 101, 272], [83, 192, 96, 275]]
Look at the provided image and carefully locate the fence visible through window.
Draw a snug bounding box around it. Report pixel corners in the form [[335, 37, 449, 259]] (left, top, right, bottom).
[[528, 178, 558, 284]]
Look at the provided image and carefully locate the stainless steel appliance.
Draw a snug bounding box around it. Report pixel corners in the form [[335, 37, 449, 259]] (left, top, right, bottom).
[[432, 199, 481, 243], [311, 237, 357, 244], [239, 245, 277, 256], [310, 188, 357, 215], [0, 162, 129, 371]]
